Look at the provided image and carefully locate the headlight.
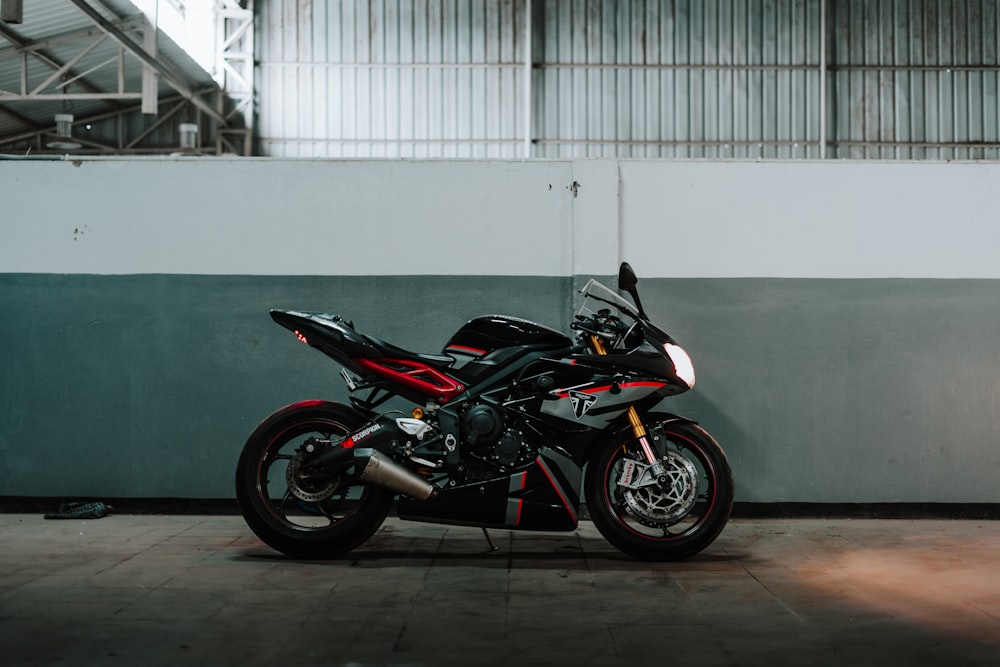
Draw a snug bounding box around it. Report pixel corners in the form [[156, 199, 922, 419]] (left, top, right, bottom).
[[664, 343, 696, 388]]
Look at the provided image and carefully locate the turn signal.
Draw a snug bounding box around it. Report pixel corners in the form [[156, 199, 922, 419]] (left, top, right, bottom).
[[294, 330, 308, 345]]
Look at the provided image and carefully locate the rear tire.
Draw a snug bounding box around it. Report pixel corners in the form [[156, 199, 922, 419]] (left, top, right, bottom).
[[235, 401, 393, 558], [585, 417, 733, 561]]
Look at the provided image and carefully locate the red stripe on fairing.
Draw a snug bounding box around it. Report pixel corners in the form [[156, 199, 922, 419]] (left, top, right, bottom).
[[538, 459, 577, 524], [355, 358, 465, 402], [446, 344, 487, 356], [555, 381, 666, 398], [515, 471, 527, 526]]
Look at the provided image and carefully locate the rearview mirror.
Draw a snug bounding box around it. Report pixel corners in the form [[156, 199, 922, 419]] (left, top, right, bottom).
[[618, 262, 638, 291], [617, 262, 647, 320]]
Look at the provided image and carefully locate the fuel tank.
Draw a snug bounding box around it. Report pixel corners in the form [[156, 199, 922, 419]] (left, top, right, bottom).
[[444, 316, 572, 358], [442, 316, 574, 384]]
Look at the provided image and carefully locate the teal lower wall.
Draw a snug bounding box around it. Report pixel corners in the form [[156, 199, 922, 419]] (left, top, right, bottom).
[[639, 279, 1000, 504], [2, 274, 999, 503], [0, 275, 571, 499]]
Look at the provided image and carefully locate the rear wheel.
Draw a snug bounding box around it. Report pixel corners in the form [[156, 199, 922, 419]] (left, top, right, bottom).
[[585, 417, 733, 561], [235, 401, 393, 558]]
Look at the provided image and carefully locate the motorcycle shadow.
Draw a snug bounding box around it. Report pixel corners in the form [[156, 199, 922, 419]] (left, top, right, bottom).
[[234, 531, 745, 570]]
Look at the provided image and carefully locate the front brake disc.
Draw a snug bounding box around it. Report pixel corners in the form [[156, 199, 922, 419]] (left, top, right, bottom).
[[622, 451, 698, 526]]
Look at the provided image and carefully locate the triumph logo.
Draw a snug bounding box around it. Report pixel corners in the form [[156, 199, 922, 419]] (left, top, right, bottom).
[[568, 390, 598, 419]]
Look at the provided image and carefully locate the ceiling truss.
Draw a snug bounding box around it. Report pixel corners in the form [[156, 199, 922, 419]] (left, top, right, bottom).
[[0, 0, 253, 155], [0, 21, 144, 102], [67, 0, 226, 124]]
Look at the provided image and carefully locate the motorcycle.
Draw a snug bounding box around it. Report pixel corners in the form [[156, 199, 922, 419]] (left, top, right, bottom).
[[235, 263, 734, 561]]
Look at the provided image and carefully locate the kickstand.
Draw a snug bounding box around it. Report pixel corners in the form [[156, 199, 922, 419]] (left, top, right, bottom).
[[481, 527, 499, 552]]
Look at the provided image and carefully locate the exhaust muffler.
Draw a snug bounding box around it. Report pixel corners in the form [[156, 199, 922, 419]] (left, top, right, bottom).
[[300, 417, 438, 501], [354, 448, 437, 500]]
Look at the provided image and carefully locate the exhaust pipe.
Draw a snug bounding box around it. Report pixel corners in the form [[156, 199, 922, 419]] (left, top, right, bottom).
[[354, 448, 437, 500], [298, 417, 437, 501]]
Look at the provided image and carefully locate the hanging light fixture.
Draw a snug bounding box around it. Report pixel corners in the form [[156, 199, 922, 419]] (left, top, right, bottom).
[[179, 123, 199, 151], [47, 113, 81, 151]]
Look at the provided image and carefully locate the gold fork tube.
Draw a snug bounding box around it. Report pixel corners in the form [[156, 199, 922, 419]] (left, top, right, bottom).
[[589, 335, 608, 356], [590, 335, 658, 463]]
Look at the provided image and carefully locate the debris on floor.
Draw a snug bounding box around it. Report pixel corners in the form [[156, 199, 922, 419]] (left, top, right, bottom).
[[43, 501, 113, 520]]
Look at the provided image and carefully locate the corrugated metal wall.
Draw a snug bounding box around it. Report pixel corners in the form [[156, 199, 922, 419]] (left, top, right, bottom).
[[535, 0, 822, 158], [255, 0, 1000, 160], [257, 0, 527, 157], [830, 0, 1000, 159]]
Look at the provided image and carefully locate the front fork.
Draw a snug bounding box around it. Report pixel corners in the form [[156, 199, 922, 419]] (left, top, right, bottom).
[[589, 335, 669, 485]]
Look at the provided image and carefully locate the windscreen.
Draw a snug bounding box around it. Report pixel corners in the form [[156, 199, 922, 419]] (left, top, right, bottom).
[[576, 279, 639, 321]]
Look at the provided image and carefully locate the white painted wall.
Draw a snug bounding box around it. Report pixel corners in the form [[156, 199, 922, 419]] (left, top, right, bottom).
[[1, 158, 574, 276], [4, 157, 1000, 279], [621, 160, 1000, 279]]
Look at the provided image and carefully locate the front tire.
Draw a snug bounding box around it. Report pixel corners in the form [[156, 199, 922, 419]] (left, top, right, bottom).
[[585, 417, 734, 561], [235, 401, 394, 558]]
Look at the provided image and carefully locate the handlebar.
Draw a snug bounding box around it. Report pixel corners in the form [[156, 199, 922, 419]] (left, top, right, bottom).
[[572, 312, 630, 341]]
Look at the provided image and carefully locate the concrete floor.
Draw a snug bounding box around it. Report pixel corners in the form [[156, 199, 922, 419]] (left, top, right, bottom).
[[1, 515, 999, 667]]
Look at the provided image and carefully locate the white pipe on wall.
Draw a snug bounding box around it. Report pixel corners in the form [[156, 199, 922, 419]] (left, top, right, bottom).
[[819, 0, 827, 160], [523, 0, 532, 159]]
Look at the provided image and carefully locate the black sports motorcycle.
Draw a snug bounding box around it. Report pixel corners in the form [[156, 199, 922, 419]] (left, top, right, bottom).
[[236, 263, 733, 560]]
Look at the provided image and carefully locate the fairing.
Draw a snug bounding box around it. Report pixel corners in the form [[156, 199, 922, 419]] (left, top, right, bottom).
[[539, 380, 671, 429], [396, 446, 582, 531], [445, 315, 572, 357]]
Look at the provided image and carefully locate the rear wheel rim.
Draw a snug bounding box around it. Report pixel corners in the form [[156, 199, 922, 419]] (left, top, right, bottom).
[[255, 418, 370, 532]]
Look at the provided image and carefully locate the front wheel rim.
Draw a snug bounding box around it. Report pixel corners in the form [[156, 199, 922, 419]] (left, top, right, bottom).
[[603, 429, 718, 540]]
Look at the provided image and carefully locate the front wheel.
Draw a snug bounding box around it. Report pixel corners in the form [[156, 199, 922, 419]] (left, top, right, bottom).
[[235, 401, 394, 558], [585, 417, 734, 561]]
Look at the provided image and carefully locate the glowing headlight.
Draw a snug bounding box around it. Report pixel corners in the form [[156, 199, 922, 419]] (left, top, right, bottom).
[[664, 343, 696, 388]]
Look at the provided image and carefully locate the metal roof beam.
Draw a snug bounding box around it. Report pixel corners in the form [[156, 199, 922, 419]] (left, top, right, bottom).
[[0, 92, 142, 101], [29, 32, 106, 95], [125, 97, 185, 149], [0, 21, 116, 100], [68, 0, 227, 126], [0, 101, 38, 128], [0, 88, 214, 148], [0, 21, 137, 58]]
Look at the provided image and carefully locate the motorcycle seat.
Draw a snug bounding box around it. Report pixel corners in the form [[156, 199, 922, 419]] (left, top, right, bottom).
[[362, 335, 456, 370]]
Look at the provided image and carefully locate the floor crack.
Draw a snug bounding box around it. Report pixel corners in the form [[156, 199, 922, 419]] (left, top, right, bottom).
[[741, 564, 810, 627]]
